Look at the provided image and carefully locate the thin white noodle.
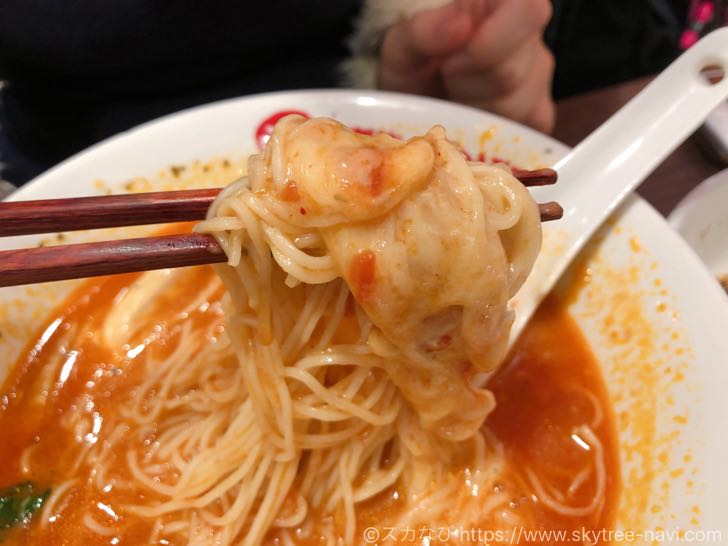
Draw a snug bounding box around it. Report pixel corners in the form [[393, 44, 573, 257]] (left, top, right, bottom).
[[82, 513, 117, 537], [53, 117, 555, 545], [19, 444, 36, 476], [40, 479, 76, 528], [568, 466, 593, 498], [527, 424, 606, 517]]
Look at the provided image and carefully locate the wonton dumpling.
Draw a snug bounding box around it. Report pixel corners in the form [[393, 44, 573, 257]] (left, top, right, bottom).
[[250, 115, 542, 438]]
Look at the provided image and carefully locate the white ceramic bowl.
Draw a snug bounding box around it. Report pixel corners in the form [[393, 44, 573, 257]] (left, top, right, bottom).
[[668, 168, 728, 291], [2, 90, 728, 544]]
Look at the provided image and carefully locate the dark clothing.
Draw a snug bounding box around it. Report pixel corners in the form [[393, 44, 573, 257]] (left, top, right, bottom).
[[0, 1, 361, 182], [0, 1, 688, 185], [547, 0, 685, 98]]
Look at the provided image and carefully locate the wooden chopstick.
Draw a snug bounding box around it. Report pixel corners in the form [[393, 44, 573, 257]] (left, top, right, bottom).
[[538, 201, 563, 221], [0, 189, 220, 237], [0, 168, 561, 287], [0, 203, 563, 287], [510, 167, 558, 186], [0, 168, 557, 237], [0, 234, 226, 287]]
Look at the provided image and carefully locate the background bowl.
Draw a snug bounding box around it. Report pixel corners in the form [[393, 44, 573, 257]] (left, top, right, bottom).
[[1, 90, 727, 543], [669, 168, 728, 293]]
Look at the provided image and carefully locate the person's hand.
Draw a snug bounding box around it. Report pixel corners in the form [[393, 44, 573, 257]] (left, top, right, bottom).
[[378, 0, 555, 133]]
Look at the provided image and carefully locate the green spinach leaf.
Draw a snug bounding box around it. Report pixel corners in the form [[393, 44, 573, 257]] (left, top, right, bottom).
[[0, 482, 49, 533]]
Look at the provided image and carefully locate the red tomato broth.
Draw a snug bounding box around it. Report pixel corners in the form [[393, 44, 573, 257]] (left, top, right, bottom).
[[0, 270, 618, 544], [488, 296, 620, 534]]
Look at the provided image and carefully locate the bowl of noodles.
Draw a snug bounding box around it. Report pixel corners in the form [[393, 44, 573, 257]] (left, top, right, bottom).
[[1, 90, 727, 546]]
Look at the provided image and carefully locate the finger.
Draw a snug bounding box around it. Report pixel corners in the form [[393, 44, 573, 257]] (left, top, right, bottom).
[[442, 36, 541, 100], [466, 46, 554, 130], [454, 0, 492, 23], [379, 31, 444, 96], [526, 93, 556, 134], [379, 3, 474, 95], [397, 4, 473, 61], [464, 0, 552, 69]]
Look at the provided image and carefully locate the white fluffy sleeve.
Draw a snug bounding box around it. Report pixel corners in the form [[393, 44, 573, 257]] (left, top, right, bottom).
[[341, 0, 451, 89]]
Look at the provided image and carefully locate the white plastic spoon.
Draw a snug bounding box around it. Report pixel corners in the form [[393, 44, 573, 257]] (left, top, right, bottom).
[[509, 28, 728, 346]]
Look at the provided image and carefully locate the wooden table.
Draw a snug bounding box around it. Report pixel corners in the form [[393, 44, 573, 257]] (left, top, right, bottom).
[[553, 77, 725, 216]]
